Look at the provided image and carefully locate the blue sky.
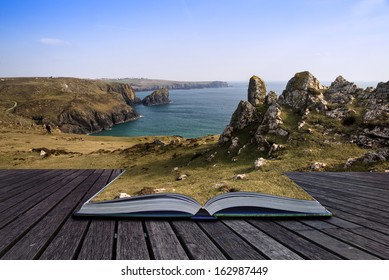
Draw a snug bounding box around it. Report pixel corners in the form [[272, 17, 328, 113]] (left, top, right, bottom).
[[1, 0, 388, 81]]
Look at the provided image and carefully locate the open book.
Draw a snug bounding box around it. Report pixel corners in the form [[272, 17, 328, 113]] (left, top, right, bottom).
[[74, 181, 332, 219]]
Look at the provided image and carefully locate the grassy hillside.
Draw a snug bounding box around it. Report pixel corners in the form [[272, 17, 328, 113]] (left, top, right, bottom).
[[0, 77, 139, 134]]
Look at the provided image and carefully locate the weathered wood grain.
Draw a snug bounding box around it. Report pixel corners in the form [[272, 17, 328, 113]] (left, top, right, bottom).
[[171, 220, 226, 260], [116, 220, 150, 260], [198, 220, 265, 259], [223, 219, 303, 260], [248, 220, 341, 260], [145, 220, 188, 260], [40, 169, 115, 260]]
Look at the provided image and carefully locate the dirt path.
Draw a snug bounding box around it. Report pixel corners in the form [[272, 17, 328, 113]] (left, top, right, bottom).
[[5, 100, 17, 113]]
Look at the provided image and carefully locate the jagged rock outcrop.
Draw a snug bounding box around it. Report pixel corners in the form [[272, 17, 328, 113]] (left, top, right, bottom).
[[229, 101, 259, 130], [279, 71, 327, 113], [219, 101, 260, 144], [142, 88, 171, 106], [324, 75, 361, 104], [107, 83, 141, 106], [248, 76, 266, 106], [254, 102, 288, 149], [344, 148, 389, 168], [220, 71, 388, 166], [220, 75, 287, 150]]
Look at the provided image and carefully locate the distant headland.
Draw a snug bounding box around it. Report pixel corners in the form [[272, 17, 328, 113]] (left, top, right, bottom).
[[101, 78, 229, 91]]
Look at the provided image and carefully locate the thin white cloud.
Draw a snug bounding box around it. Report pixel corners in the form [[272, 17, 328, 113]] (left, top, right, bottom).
[[39, 38, 70, 46]]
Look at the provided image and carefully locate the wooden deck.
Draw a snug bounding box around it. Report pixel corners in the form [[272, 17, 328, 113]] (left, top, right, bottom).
[[0, 169, 388, 260]]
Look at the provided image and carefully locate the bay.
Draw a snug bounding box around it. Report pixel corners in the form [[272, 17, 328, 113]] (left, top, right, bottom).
[[93, 81, 287, 138], [92, 80, 377, 138]]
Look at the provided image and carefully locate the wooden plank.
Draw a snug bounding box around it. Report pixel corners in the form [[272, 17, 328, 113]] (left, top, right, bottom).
[[322, 228, 389, 259], [350, 228, 389, 247], [248, 219, 341, 260], [171, 220, 226, 260], [0, 170, 22, 180], [278, 219, 337, 230], [302, 185, 389, 210], [77, 219, 116, 260], [287, 173, 389, 200], [144, 220, 188, 260], [276, 220, 379, 260], [76, 170, 123, 260], [40, 169, 115, 260], [287, 172, 389, 193], [288, 172, 389, 187], [0, 169, 39, 189], [0, 169, 92, 257], [310, 172, 389, 188], [1, 170, 104, 260], [223, 219, 303, 260], [116, 221, 150, 260], [198, 220, 265, 260], [322, 207, 389, 235], [0, 170, 71, 210], [322, 216, 362, 229], [293, 175, 389, 208], [0, 170, 56, 198], [309, 195, 389, 226], [288, 175, 389, 203], [295, 178, 389, 209], [0, 170, 80, 225]]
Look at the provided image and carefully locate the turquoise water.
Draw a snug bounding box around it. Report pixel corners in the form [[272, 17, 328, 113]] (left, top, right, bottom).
[[92, 80, 377, 138], [93, 82, 286, 138]]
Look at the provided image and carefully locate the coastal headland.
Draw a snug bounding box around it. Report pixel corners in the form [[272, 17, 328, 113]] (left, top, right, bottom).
[[0, 72, 387, 203]]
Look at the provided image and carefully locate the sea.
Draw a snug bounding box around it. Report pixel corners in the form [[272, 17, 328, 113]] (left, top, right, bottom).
[[93, 81, 378, 139]]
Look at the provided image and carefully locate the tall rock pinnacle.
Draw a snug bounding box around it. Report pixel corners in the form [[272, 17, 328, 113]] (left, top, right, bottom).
[[248, 75, 266, 106]]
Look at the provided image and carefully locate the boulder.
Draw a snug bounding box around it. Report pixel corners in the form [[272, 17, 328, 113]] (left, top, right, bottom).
[[265, 91, 278, 105], [297, 121, 305, 130], [177, 174, 188, 180], [142, 88, 171, 106], [234, 174, 247, 180], [310, 162, 326, 170], [279, 71, 327, 113], [268, 143, 285, 157], [254, 157, 266, 170], [40, 150, 48, 158], [248, 75, 266, 106], [325, 107, 353, 120], [117, 192, 131, 199]]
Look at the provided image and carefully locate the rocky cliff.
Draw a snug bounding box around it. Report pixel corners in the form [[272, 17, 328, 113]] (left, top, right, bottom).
[[0, 77, 141, 134], [220, 71, 388, 169], [142, 88, 171, 106]]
